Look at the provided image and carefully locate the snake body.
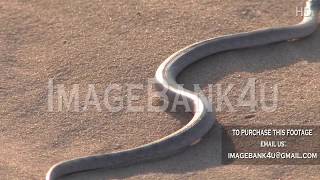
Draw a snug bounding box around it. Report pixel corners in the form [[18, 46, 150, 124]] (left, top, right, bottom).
[[46, 1, 320, 179]]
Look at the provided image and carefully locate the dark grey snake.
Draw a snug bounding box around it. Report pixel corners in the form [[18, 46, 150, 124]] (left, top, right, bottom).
[[46, 1, 320, 179]]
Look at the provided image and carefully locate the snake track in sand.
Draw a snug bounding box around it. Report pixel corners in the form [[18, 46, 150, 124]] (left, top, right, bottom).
[[46, 1, 320, 179]]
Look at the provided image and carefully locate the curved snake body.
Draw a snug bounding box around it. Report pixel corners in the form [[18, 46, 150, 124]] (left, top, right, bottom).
[[46, 1, 320, 179]]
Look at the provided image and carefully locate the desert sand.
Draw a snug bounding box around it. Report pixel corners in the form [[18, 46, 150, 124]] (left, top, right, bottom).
[[1, 0, 319, 179]]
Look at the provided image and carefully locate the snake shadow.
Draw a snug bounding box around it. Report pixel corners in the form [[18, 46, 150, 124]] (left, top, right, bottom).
[[61, 29, 320, 179]]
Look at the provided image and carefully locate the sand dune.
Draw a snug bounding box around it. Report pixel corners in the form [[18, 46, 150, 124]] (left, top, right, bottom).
[[0, 0, 319, 179]]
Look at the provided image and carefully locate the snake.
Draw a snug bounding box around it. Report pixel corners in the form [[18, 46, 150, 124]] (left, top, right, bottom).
[[46, 0, 320, 179]]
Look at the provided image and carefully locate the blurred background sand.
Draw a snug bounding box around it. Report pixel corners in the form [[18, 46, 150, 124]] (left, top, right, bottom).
[[0, 0, 319, 179]]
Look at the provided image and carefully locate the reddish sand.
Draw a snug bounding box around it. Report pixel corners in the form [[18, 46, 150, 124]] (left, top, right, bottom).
[[0, 0, 319, 179]]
